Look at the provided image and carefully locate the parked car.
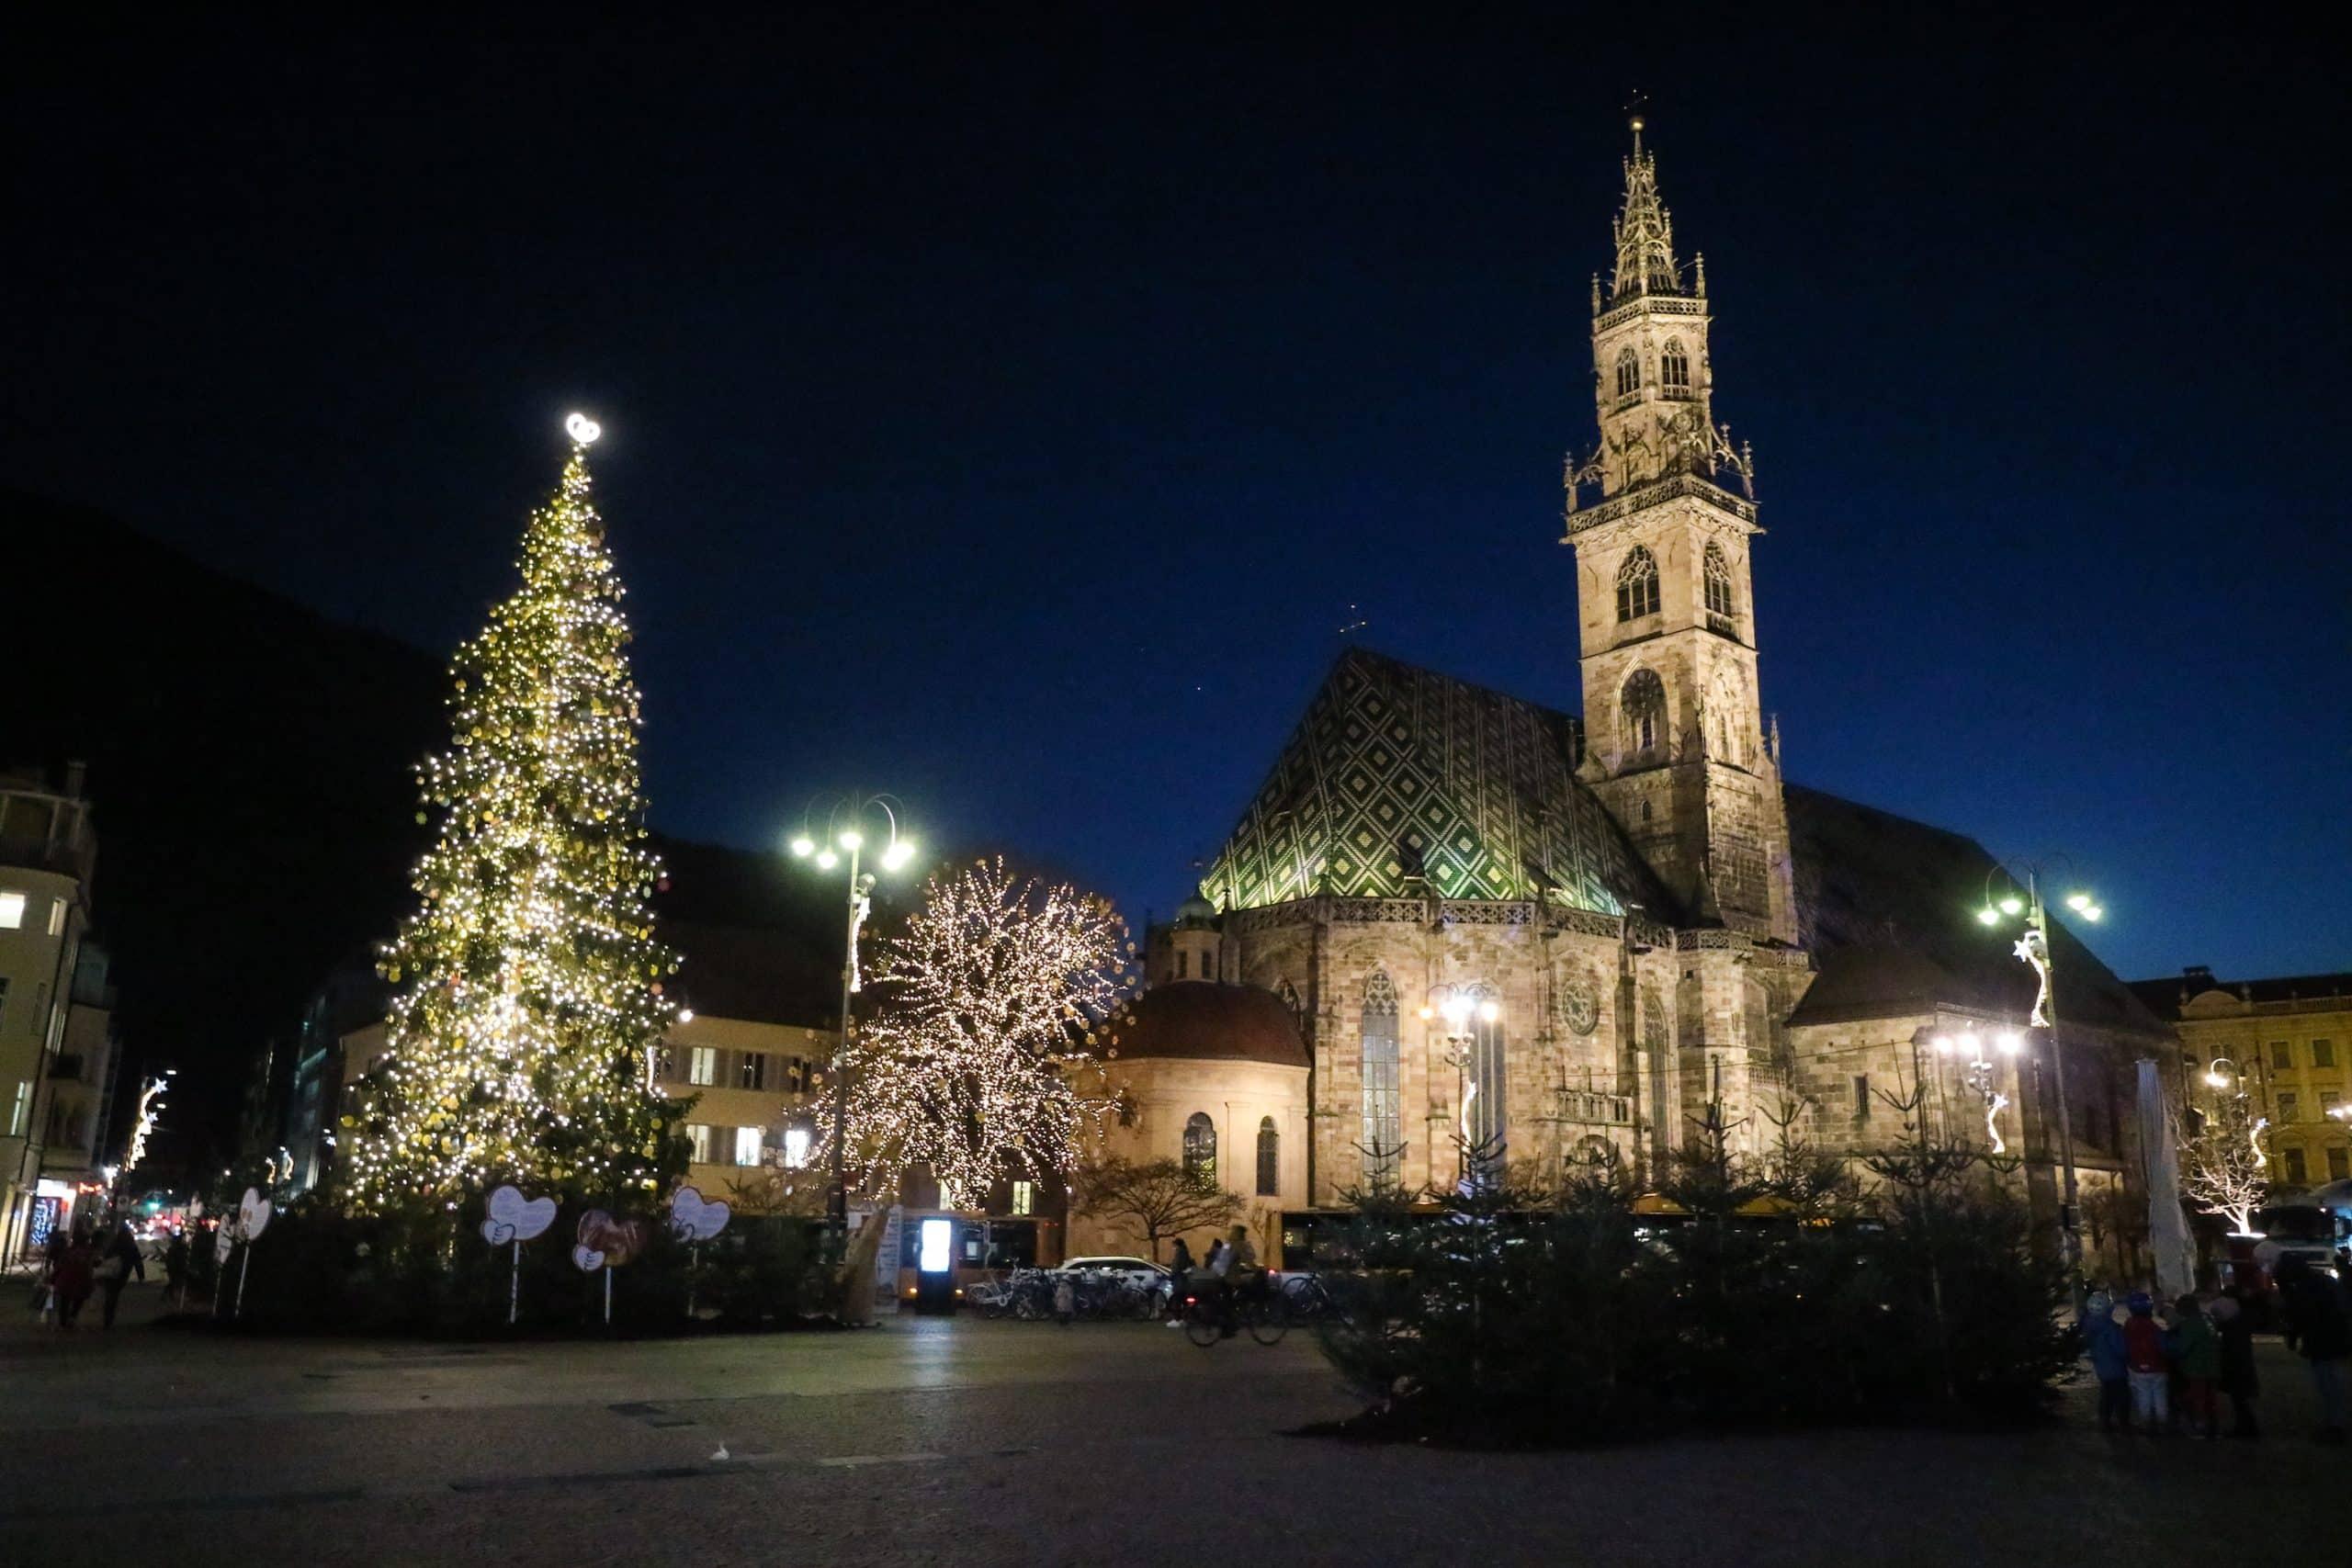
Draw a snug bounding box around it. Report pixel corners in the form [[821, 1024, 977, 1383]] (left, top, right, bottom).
[[1059, 1256, 1171, 1294]]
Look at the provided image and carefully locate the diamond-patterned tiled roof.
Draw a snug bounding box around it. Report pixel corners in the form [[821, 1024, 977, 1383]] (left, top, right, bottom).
[[1202, 649, 1671, 918]]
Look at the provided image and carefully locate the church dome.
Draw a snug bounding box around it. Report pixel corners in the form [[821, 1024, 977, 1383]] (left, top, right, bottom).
[[1172, 893, 1218, 929], [1100, 982, 1306, 1069]]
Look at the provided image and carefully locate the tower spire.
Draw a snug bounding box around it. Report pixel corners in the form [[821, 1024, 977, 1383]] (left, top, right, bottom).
[[1611, 112, 1679, 302]]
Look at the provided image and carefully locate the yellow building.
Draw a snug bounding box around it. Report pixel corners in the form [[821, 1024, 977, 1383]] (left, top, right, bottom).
[[2132, 967, 2352, 1190]]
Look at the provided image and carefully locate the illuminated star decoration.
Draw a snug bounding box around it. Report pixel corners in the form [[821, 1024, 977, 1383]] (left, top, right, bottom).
[[2012, 931, 2053, 1028], [820, 857, 1134, 1205], [123, 1074, 171, 1175], [341, 414, 685, 1212]]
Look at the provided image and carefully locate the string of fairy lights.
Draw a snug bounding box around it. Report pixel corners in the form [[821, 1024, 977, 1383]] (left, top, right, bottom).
[[341, 416, 684, 1211], [821, 857, 1134, 1207]]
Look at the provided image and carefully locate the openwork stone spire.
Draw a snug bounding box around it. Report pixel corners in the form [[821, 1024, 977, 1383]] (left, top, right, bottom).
[[1610, 115, 1679, 302]]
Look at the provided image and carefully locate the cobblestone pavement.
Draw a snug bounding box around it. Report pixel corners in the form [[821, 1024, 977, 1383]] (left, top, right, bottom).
[[0, 1280, 2335, 1565]]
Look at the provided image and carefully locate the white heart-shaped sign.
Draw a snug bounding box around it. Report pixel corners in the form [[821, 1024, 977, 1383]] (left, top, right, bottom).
[[213, 1224, 234, 1263], [486, 1185, 557, 1243], [669, 1185, 731, 1244], [481, 1219, 514, 1247], [571, 1244, 605, 1272], [238, 1188, 273, 1241]]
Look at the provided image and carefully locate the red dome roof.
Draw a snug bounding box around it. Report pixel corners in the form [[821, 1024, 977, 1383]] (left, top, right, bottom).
[[1100, 982, 1307, 1068]]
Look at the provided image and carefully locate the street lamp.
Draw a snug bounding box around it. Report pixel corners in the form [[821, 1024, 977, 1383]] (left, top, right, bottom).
[[787, 794, 917, 1243], [1420, 987, 1499, 1188], [1928, 1027, 2018, 1154], [1974, 864, 2104, 1281], [2203, 1056, 2240, 1092]]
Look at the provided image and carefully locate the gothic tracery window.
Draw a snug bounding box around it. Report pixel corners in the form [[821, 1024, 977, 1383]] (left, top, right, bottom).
[[1621, 668, 1666, 757], [1182, 1111, 1216, 1183], [1661, 339, 1690, 392], [1361, 971, 1402, 1187], [1465, 985, 1507, 1179], [1614, 345, 1640, 399], [1615, 546, 1660, 622], [1703, 541, 1735, 618]]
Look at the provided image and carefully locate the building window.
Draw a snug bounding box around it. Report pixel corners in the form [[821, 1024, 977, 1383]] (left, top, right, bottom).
[[2278, 1092, 2299, 1123], [684, 1122, 713, 1164], [7, 1078, 28, 1137], [0, 891, 24, 930], [1614, 345, 1640, 399], [48, 897, 66, 936], [1853, 1074, 1871, 1117], [688, 1046, 717, 1086], [734, 1125, 763, 1167], [783, 1124, 812, 1168], [2314, 1039, 2336, 1068], [1703, 542, 1735, 617], [0, 976, 8, 1033], [1621, 668, 1666, 756], [1182, 1112, 1216, 1183], [2284, 1146, 2308, 1185], [2270, 1041, 2291, 1069], [2331, 1146, 2350, 1182], [1361, 972, 1402, 1186], [1176, 950, 1188, 979], [1615, 546, 1660, 621], [739, 1052, 766, 1090], [1257, 1117, 1280, 1197], [1011, 1179, 1034, 1216], [1661, 338, 1690, 391], [1466, 989, 1507, 1177]]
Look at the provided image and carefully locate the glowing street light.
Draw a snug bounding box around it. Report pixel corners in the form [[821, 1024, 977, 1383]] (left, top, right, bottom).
[[786, 793, 918, 1241]]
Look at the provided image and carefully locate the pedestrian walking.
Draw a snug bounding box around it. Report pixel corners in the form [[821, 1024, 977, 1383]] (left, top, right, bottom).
[[2211, 1286, 2260, 1438], [164, 1232, 190, 1310], [2078, 1291, 2130, 1432], [1167, 1239, 1194, 1325], [2171, 1293, 2222, 1438], [98, 1221, 146, 1328], [2277, 1256, 2350, 1444], [52, 1230, 96, 1331], [1052, 1272, 1075, 1327], [2121, 1292, 2170, 1434]]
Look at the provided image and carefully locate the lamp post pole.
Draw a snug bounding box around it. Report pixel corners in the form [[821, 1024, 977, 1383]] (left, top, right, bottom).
[[789, 796, 915, 1253]]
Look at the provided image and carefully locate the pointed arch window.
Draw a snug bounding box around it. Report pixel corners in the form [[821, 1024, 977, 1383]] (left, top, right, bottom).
[[1703, 541, 1735, 618], [1661, 339, 1690, 393], [1621, 668, 1666, 757], [1614, 345, 1641, 399], [1361, 971, 1402, 1188], [1465, 985, 1507, 1180], [1256, 1117, 1280, 1196], [1182, 1112, 1217, 1183], [1615, 546, 1660, 622]]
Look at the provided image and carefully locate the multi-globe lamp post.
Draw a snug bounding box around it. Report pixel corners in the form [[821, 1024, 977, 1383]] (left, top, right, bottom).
[[1974, 867, 2104, 1277], [1419, 987, 1500, 1189], [787, 795, 916, 1245], [1928, 1025, 2024, 1155]]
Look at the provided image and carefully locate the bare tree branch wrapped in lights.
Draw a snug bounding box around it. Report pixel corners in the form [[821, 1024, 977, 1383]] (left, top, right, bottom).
[[2179, 1096, 2269, 1237], [341, 415, 685, 1212], [822, 858, 1131, 1205]]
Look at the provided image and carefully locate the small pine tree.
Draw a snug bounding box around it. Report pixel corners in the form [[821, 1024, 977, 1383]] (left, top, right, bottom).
[[343, 420, 684, 1212]]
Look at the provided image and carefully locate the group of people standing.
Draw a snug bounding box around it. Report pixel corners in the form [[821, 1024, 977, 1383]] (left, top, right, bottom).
[[31, 1221, 153, 1330], [2080, 1258, 2350, 1443]]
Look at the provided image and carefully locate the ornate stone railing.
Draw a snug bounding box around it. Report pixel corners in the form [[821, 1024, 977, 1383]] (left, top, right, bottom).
[[1555, 1089, 1635, 1126], [1562, 470, 1757, 538]]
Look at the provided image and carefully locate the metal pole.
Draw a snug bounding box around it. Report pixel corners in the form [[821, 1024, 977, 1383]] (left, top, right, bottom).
[[509, 1240, 521, 1326], [234, 1242, 252, 1320], [2030, 875, 2083, 1287], [827, 841, 862, 1247]]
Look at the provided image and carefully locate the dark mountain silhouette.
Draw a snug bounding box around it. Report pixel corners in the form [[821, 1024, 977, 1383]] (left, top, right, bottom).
[[5, 488, 833, 1170]]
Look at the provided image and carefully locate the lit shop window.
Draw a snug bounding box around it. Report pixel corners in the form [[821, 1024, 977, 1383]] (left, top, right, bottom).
[[0, 891, 25, 930]]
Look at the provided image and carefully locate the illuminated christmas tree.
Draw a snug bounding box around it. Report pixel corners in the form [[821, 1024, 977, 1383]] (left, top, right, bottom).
[[343, 414, 684, 1212], [827, 858, 1131, 1206]]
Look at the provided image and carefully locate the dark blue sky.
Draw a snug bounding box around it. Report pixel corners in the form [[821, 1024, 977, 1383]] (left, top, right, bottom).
[[7, 7, 2344, 983]]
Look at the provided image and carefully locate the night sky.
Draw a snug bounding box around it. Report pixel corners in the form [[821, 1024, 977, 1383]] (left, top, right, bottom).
[[7, 8, 2345, 984]]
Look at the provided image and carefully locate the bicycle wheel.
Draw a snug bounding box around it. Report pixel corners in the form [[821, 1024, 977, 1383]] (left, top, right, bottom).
[[1182, 1302, 1221, 1348], [1247, 1291, 1289, 1346]]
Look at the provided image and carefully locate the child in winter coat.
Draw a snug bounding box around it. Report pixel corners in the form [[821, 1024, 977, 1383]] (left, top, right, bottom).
[[2078, 1292, 2130, 1431], [2171, 1294, 2222, 1438], [2122, 1292, 2170, 1433]]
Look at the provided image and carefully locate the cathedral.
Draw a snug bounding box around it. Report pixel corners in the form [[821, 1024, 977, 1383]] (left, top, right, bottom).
[[1075, 122, 2176, 1270]]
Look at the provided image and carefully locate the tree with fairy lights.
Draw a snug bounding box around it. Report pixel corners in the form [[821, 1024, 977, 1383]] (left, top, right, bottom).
[[824, 858, 1132, 1207], [342, 414, 685, 1213], [2180, 1095, 2268, 1237]]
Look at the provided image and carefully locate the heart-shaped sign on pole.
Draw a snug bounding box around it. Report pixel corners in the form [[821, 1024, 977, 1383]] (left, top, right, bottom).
[[670, 1186, 731, 1318], [232, 1187, 273, 1320], [572, 1210, 649, 1325], [481, 1186, 559, 1325]]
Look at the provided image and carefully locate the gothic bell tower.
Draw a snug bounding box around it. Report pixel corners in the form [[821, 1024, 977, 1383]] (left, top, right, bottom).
[[1563, 117, 1796, 942]]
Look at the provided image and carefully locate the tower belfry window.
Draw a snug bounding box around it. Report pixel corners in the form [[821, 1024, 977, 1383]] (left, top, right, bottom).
[[1613, 346, 1641, 400], [1661, 339, 1690, 393], [1621, 669, 1666, 756], [1703, 542, 1735, 618], [1615, 547, 1660, 622]]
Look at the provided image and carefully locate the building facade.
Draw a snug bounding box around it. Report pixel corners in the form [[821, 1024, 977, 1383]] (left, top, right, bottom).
[[2132, 968, 2352, 1191], [0, 765, 102, 1264], [1107, 123, 2176, 1259]]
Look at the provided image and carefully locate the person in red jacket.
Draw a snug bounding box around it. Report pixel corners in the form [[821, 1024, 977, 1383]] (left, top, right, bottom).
[[2122, 1292, 2170, 1434]]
